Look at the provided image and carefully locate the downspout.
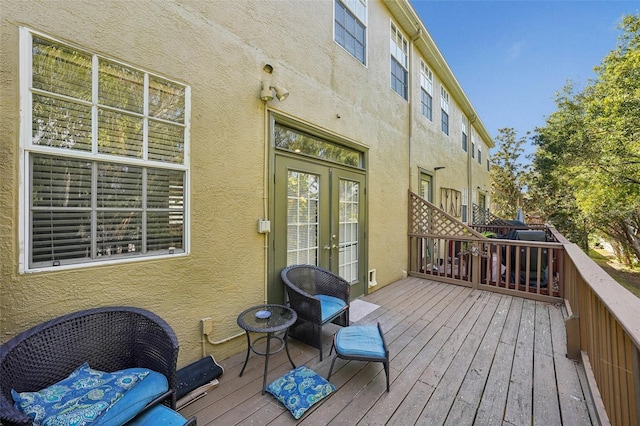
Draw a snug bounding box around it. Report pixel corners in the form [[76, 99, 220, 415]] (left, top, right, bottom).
[[407, 27, 421, 276], [408, 27, 422, 191], [468, 114, 476, 223], [262, 100, 270, 305]]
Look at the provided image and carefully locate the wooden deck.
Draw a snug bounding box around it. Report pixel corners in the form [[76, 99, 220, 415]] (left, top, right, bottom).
[[178, 277, 598, 425]]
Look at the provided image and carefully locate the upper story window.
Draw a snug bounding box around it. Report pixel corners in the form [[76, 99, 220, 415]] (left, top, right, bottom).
[[440, 86, 449, 135], [478, 145, 482, 164], [462, 121, 468, 151], [20, 29, 190, 271], [390, 22, 408, 100], [335, 0, 367, 64], [420, 61, 433, 120], [471, 134, 476, 158]]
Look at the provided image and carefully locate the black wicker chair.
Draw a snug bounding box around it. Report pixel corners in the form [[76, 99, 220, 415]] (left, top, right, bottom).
[[0, 306, 196, 426], [281, 264, 350, 361]]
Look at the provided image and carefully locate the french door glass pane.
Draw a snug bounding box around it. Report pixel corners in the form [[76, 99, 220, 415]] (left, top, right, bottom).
[[286, 171, 319, 266], [338, 179, 358, 283]]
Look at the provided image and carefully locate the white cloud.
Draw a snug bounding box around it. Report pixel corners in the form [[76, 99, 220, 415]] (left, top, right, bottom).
[[508, 41, 524, 60]]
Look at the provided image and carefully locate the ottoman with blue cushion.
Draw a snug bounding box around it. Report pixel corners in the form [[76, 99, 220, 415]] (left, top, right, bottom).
[[327, 322, 390, 392]]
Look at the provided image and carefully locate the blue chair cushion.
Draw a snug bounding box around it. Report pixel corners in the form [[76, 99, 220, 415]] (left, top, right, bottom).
[[96, 368, 168, 425], [11, 362, 149, 426], [317, 295, 346, 323], [335, 325, 386, 358], [125, 404, 188, 425]]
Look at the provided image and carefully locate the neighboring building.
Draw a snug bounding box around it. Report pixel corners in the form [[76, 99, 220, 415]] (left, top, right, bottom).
[[0, 0, 493, 364]]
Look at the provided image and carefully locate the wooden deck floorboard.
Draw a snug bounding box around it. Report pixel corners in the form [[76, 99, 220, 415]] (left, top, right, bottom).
[[179, 277, 598, 425]]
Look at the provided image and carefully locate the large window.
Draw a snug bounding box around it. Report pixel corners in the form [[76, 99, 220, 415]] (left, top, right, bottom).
[[440, 86, 449, 135], [390, 23, 408, 100], [20, 29, 190, 271], [335, 0, 367, 64], [462, 121, 468, 151], [420, 61, 433, 120], [471, 134, 476, 159]]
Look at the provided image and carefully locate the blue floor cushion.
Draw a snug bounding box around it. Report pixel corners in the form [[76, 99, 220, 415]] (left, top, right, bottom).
[[266, 365, 335, 419], [11, 362, 149, 426]]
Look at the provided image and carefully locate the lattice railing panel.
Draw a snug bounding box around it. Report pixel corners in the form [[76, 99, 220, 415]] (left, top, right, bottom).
[[472, 203, 501, 225], [410, 191, 483, 237]]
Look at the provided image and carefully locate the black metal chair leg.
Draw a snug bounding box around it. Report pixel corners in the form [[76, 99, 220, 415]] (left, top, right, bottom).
[[327, 355, 338, 381]]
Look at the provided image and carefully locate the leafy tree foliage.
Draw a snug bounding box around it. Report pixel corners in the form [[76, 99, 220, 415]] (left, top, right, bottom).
[[490, 128, 531, 219], [530, 14, 640, 264]]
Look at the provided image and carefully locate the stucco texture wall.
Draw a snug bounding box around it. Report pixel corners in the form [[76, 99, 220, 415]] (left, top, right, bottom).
[[1, 0, 490, 367], [0, 0, 275, 364]]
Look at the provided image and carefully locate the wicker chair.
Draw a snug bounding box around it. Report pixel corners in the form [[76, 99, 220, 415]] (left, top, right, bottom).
[[281, 265, 350, 361], [0, 306, 196, 426]]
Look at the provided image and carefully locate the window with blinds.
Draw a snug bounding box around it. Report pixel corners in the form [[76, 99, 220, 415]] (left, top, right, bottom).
[[22, 29, 190, 270]]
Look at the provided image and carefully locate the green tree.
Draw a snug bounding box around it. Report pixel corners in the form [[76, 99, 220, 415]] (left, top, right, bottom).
[[490, 128, 531, 219], [531, 14, 640, 264]]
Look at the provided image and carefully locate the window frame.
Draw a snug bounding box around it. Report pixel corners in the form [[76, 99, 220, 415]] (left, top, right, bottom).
[[334, 0, 367, 65], [471, 133, 476, 159], [420, 61, 433, 121], [440, 86, 449, 135], [390, 22, 408, 100], [461, 120, 468, 151], [19, 28, 191, 273]]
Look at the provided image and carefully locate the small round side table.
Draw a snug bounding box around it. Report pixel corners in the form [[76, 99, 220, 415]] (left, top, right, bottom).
[[237, 304, 297, 393]]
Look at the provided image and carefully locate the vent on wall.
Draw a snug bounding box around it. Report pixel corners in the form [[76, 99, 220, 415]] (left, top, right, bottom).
[[368, 269, 377, 287]]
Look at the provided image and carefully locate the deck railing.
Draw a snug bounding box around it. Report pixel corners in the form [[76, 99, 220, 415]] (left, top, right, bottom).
[[562, 240, 640, 426], [408, 192, 563, 301], [408, 191, 640, 424]]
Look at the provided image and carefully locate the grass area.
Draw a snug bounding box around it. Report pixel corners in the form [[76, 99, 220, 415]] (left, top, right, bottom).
[[589, 248, 640, 298]]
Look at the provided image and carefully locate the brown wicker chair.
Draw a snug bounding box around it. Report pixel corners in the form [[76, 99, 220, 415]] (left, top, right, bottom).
[[281, 265, 350, 361], [0, 306, 196, 426]]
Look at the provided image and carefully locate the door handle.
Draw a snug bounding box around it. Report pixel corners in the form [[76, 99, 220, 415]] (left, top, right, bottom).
[[323, 244, 338, 250]]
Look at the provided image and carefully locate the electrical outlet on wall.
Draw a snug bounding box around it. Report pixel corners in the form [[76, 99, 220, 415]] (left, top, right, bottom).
[[201, 317, 213, 335]]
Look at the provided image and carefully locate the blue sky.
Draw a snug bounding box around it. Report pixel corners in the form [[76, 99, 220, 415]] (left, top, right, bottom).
[[411, 0, 639, 156]]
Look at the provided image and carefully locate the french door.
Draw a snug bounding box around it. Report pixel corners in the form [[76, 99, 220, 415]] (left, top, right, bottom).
[[271, 155, 366, 303]]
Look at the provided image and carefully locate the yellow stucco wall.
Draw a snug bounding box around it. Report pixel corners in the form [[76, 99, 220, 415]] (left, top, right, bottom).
[[0, 0, 492, 367]]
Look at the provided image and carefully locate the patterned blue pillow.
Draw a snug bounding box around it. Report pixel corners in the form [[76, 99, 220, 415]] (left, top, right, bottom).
[[11, 362, 148, 426], [266, 365, 335, 419]]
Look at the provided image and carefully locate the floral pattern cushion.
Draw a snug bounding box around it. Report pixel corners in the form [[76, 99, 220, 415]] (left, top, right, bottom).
[[11, 362, 148, 426], [266, 365, 335, 419]]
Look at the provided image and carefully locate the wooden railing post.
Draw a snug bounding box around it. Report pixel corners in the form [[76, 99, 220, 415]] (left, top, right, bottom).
[[471, 243, 480, 290], [633, 345, 640, 426], [564, 298, 581, 361]]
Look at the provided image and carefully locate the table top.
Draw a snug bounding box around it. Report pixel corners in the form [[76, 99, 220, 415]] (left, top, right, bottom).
[[237, 304, 297, 333]]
